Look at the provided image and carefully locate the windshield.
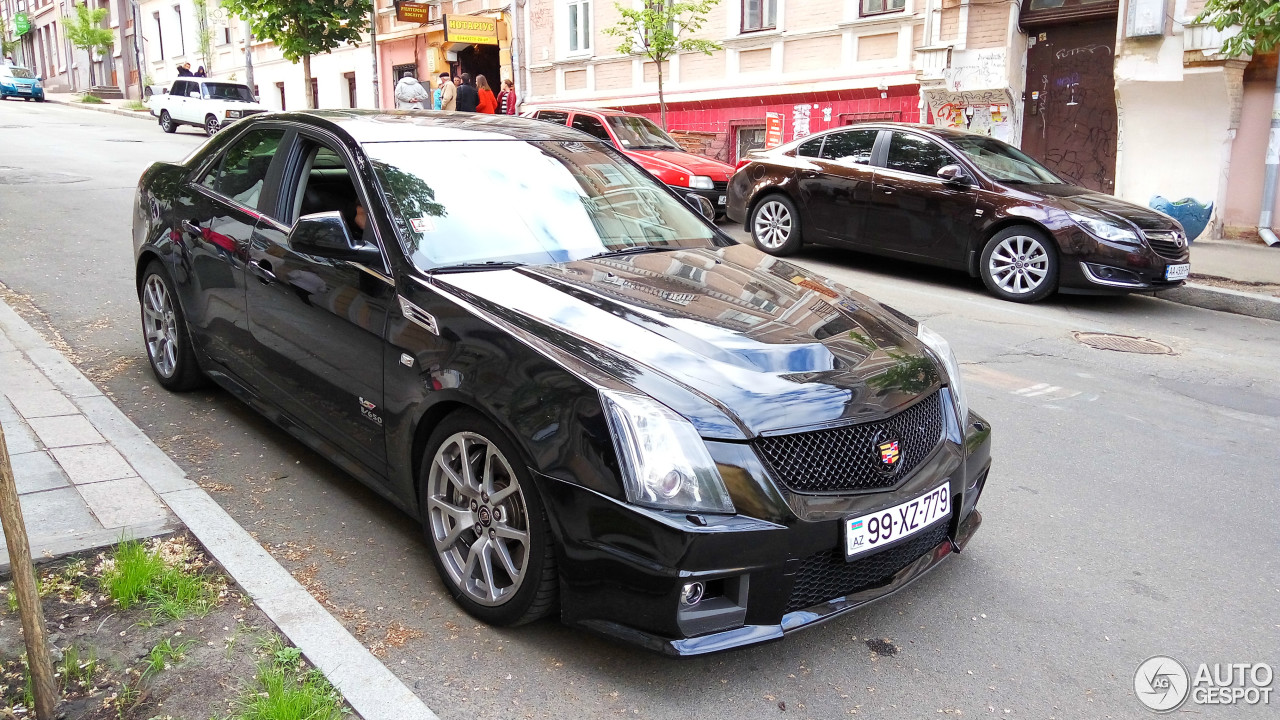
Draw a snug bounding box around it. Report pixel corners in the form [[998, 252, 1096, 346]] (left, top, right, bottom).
[[949, 134, 1063, 184], [606, 116, 682, 151], [364, 140, 722, 271], [203, 83, 255, 102], [6, 67, 35, 79]]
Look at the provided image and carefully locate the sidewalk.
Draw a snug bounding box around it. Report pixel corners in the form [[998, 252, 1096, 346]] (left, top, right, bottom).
[[43, 91, 154, 122], [0, 299, 437, 720], [1190, 238, 1280, 286]]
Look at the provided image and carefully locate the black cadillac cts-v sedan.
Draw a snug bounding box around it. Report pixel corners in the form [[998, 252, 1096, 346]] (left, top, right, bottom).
[[132, 111, 993, 655]]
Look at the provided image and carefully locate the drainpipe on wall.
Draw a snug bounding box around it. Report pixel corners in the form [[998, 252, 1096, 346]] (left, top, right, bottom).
[[369, 1, 378, 109], [1260, 66, 1280, 246], [508, 0, 523, 106]]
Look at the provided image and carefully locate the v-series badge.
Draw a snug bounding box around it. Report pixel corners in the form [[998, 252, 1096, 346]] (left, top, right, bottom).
[[359, 397, 383, 426]]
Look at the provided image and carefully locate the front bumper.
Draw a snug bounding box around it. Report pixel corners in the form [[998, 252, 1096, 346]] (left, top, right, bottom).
[[669, 184, 728, 214], [1, 85, 43, 99], [1054, 227, 1190, 294], [539, 403, 993, 656]]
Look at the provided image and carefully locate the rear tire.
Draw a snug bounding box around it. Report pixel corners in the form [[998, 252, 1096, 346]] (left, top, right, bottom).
[[419, 410, 557, 627], [979, 225, 1059, 303], [139, 261, 205, 391], [749, 194, 803, 256], [160, 110, 176, 134], [204, 114, 219, 137]]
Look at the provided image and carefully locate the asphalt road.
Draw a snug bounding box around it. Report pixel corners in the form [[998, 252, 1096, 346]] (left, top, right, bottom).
[[2, 100, 1277, 719]]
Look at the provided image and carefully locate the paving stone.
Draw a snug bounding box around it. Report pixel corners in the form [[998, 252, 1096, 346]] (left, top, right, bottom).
[[16, 487, 103, 541], [9, 451, 68, 493], [0, 400, 41, 454], [50, 444, 138, 485], [27, 414, 104, 448], [6, 389, 79, 419], [0, 332, 12, 352], [0, 353, 56, 394], [77, 477, 171, 529]]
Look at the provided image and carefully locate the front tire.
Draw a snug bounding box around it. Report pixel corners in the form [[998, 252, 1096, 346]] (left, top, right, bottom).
[[204, 114, 219, 137], [979, 225, 1059, 303], [419, 410, 557, 627], [750, 194, 803, 256], [139, 261, 205, 391], [159, 110, 176, 134]]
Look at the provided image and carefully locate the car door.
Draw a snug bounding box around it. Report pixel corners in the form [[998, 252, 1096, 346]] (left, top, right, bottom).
[[570, 113, 614, 145], [863, 131, 979, 266], [245, 131, 392, 476], [796, 128, 880, 245], [168, 81, 189, 122], [180, 126, 291, 379]]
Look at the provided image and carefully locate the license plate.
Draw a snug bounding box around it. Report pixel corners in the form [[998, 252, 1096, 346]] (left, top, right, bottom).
[[1165, 263, 1189, 281], [717, 195, 726, 205], [17, 87, 30, 93], [846, 482, 950, 559]]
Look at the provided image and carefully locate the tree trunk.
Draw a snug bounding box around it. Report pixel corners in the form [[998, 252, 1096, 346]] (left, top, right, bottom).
[[657, 58, 666, 130], [86, 50, 95, 88], [303, 53, 313, 109]]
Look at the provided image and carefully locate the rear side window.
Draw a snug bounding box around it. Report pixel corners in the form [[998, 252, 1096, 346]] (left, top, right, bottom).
[[571, 114, 612, 142], [537, 110, 570, 125], [885, 132, 956, 177], [196, 128, 286, 210], [820, 129, 878, 165], [796, 137, 824, 157]]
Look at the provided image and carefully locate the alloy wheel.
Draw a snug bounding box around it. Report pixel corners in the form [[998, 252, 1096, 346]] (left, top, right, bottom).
[[427, 431, 531, 607], [987, 234, 1049, 295], [753, 200, 793, 250], [205, 116, 219, 136], [141, 274, 179, 378]]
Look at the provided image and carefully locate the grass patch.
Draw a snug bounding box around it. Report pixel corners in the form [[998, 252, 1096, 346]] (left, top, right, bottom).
[[56, 644, 99, 693], [222, 635, 347, 720], [122, 99, 148, 111], [77, 93, 105, 104], [100, 538, 219, 621], [143, 636, 195, 679]]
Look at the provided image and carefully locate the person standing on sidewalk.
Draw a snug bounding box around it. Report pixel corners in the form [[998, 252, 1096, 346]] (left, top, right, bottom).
[[475, 75, 497, 114], [394, 72, 430, 110], [497, 79, 518, 115], [455, 73, 478, 113], [438, 72, 457, 111]]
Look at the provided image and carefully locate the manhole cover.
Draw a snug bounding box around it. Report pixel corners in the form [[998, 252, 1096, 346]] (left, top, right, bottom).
[[1073, 332, 1173, 354], [0, 166, 90, 185], [105, 139, 143, 143]]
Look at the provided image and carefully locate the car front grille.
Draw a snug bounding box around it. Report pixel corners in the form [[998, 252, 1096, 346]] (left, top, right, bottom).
[[713, 181, 728, 191], [786, 521, 949, 612], [1143, 230, 1189, 261], [753, 391, 945, 494]]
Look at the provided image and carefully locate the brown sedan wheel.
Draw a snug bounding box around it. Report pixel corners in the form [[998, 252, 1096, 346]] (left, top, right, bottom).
[[979, 225, 1059, 303], [750, 194, 803, 256], [419, 410, 558, 626]]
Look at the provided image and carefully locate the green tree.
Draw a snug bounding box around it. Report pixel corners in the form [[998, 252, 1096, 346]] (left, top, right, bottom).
[[1195, 0, 1280, 57], [65, 2, 114, 87], [193, 0, 217, 73], [220, 0, 371, 109], [603, 0, 721, 129]]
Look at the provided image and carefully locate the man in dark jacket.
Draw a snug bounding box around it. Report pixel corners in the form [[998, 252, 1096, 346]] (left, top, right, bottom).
[[455, 73, 479, 112]]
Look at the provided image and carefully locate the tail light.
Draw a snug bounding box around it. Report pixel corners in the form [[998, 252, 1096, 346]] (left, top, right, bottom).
[[734, 159, 751, 172]]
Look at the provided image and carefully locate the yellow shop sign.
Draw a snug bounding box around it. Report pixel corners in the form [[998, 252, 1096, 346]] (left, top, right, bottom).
[[444, 15, 498, 45]]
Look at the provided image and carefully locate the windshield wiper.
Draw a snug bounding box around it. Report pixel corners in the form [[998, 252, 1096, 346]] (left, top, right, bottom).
[[589, 246, 671, 259], [428, 261, 525, 274]]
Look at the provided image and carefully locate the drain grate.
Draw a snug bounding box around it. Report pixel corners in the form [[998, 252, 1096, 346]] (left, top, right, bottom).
[[1073, 332, 1173, 355]]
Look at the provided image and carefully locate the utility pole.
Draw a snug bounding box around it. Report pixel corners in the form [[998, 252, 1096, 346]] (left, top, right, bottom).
[[369, 2, 378, 108], [242, 19, 253, 95], [0, 426, 59, 720]]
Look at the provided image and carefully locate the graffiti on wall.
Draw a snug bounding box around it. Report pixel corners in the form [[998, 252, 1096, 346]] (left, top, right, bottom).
[[925, 89, 1015, 141], [944, 50, 1006, 93], [792, 104, 813, 140]]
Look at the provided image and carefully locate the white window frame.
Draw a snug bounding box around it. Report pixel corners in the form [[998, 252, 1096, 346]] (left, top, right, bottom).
[[726, 0, 785, 39], [741, 0, 778, 32], [559, 0, 593, 59]]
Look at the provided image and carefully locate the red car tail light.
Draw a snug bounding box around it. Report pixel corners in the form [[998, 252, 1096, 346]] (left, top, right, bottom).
[[734, 160, 751, 172]]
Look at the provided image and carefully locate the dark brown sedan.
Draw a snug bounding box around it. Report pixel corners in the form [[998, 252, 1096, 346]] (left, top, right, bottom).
[[726, 123, 1191, 302]]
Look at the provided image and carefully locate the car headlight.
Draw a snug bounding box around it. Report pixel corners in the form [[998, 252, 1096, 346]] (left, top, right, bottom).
[[600, 390, 735, 514], [916, 324, 967, 425], [1067, 210, 1139, 244], [688, 175, 715, 190], [225, 109, 243, 119]]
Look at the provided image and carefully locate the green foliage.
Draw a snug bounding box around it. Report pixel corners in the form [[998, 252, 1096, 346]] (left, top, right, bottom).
[[66, 2, 114, 55], [1, 36, 21, 59], [101, 538, 218, 621], [78, 93, 105, 103], [57, 644, 99, 693], [123, 99, 149, 111], [225, 635, 347, 720], [603, 0, 720, 126], [194, 0, 217, 72], [143, 637, 196, 679], [220, 0, 371, 67], [1196, 0, 1280, 56]]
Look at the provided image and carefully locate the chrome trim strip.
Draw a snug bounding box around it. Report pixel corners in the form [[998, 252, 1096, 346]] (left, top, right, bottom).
[[397, 294, 438, 335], [1079, 262, 1149, 288]]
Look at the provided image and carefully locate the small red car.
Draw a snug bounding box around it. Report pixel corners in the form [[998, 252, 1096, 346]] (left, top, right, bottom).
[[525, 106, 734, 215]]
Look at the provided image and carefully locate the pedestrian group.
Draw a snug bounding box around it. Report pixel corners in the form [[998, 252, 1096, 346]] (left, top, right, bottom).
[[394, 70, 516, 114]]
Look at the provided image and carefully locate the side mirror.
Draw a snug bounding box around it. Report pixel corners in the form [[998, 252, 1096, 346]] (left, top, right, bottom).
[[684, 193, 715, 221], [937, 164, 971, 186], [288, 211, 381, 265]]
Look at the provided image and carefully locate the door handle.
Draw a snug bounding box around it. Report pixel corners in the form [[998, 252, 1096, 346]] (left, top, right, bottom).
[[881, 189, 894, 195], [249, 259, 277, 285], [181, 219, 202, 235]]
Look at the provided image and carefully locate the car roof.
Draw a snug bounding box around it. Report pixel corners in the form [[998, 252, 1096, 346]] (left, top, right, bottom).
[[528, 105, 641, 119], [256, 109, 599, 144]]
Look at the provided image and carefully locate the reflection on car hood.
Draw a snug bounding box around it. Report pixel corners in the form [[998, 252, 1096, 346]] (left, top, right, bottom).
[[1027, 184, 1176, 230], [435, 245, 940, 439], [630, 149, 734, 179]]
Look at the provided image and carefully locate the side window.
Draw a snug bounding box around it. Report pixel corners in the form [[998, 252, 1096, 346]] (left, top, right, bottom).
[[199, 128, 286, 210], [171, 81, 188, 97], [571, 114, 611, 142], [820, 129, 878, 165], [796, 137, 824, 157], [289, 140, 371, 244], [885, 132, 956, 177], [538, 110, 570, 125]]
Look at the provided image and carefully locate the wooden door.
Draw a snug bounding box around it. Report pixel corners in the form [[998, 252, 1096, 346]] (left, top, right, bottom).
[[1021, 20, 1118, 192]]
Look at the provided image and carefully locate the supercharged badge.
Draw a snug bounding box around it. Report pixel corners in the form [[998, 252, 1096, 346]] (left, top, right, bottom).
[[358, 397, 383, 426]]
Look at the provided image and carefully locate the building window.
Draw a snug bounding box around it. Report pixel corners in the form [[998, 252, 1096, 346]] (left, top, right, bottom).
[[153, 12, 164, 59], [742, 0, 776, 32], [276, 81, 285, 110], [220, 26, 231, 45], [861, 0, 905, 15], [566, 0, 591, 54], [345, 72, 357, 108], [173, 6, 185, 56]]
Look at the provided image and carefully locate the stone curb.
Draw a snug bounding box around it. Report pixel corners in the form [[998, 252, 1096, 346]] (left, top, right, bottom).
[[43, 95, 155, 122], [1155, 283, 1280, 323], [0, 299, 439, 720]]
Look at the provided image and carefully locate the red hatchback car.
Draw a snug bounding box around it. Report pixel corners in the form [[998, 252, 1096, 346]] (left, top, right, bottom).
[[526, 106, 734, 214]]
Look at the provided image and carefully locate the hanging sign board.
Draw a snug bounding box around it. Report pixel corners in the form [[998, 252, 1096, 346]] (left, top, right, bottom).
[[444, 14, 498, 45], [396, 1, 433, 24], [764, 112, 784, 148], [14, 12, 30, 37]]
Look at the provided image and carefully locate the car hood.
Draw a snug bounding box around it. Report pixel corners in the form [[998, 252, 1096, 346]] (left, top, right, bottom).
[[432, 244, 941, 439], [1023, 183, 1177, 230], [630, 149, 734, 180]]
